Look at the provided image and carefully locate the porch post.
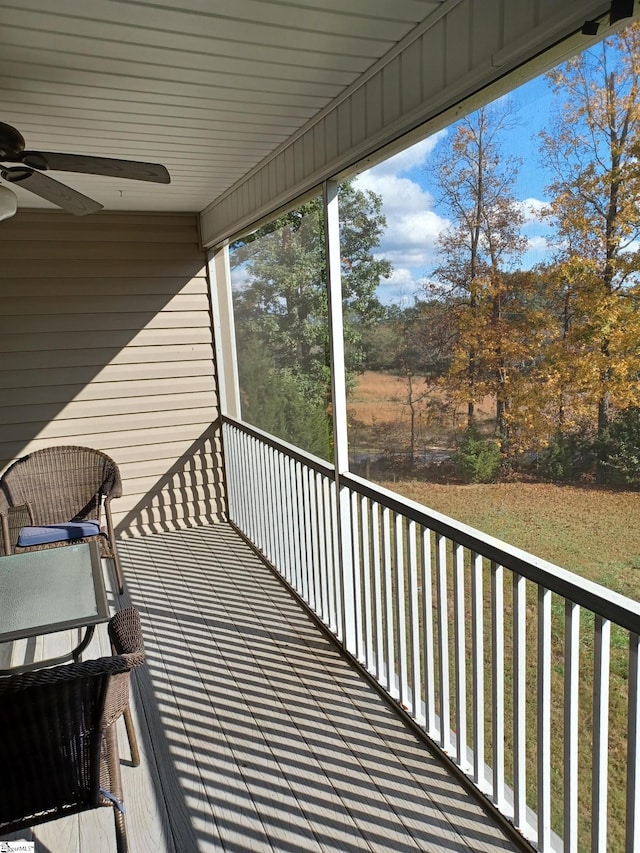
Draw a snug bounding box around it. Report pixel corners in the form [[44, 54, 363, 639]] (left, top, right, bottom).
[[208, 244, 241, 419], [324, 179, 356, 652]]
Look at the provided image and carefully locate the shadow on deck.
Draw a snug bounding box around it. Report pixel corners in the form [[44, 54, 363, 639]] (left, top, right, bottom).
[[119, 524, 526, 853], [2, 524, 528, 852]]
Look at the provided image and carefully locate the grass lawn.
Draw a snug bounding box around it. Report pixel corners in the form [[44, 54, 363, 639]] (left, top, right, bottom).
[[377, 479, 640, 598], [351, 372, 640, 598], [374, 478, 640, 851], [351, 373, 640, 848]]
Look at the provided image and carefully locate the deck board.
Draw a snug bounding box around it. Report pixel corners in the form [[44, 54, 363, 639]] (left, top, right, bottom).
[[1, 524, 526, 852]]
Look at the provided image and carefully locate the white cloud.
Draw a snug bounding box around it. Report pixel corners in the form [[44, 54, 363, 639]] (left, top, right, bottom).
[[526, 235, 550, 254], [355, 170, 449, 277], [377, 267, 423, 305], [515, 198, 554, 265], [353, 133, 452, 280], [518, 196, 548, 222], [365, 132, 446, 177], [230, 261, 251, 291]]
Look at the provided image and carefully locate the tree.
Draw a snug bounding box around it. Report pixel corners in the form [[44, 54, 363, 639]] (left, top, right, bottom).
[[230, 181, 391, 457], [391, 300, 454, 464], [540, 24, 640, 480], [237, 335, 334, 459], [429, 103, 530, 448], [480, 261, 584, 456]]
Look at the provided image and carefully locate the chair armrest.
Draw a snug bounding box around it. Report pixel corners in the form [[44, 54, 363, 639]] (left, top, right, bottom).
[[104, 608, 145, 728], [0, 512, 9, 556], [4, 504, 34, 554], [108, 608, 144, 659]]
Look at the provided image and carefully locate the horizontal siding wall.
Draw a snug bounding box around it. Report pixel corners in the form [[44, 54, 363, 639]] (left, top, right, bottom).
[[0, 210, 225, 538], [200, 0, 616, 246]]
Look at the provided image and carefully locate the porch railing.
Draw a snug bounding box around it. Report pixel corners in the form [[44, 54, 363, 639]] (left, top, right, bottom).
[[222, 416, 640, 853]]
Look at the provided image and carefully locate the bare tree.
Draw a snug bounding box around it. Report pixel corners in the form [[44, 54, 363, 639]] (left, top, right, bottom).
[[430, 102, 527, 447]]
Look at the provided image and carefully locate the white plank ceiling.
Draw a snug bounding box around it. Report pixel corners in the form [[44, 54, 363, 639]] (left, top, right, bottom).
[[0, 0, 445, 216]]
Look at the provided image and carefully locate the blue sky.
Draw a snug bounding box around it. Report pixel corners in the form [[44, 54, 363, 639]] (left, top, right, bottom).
[[353, 74, 558, 305]]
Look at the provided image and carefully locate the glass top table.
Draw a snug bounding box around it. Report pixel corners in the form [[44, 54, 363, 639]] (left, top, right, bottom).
[[0, 540, 110, 673]]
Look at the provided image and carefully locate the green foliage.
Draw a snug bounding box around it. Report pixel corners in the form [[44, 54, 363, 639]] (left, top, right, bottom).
[[230, 181, 390, 457], [231, 180, 390, 381], [538, 432, 593, 483], [597, 406, 640, 488], [231, 199, 329, 390], [237, 337, 333, 460], [360, 299, 454, 376], [538, 408, 640, 487], [453, 427, 502, 483], [359, 314, 400, 371]]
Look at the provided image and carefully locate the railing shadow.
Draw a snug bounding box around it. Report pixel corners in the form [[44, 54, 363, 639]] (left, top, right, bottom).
[[118, 524, 524, 852], [116, 423, 227, 539]]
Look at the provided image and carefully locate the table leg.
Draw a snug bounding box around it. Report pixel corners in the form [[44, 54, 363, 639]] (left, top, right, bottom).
[[72, 625, 95, 661]]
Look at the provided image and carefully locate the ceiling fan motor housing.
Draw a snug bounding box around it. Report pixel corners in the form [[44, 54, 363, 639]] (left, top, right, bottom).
[[0, 122, 26, 161]]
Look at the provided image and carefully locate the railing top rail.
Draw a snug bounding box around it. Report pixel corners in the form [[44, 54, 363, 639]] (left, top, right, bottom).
[[222, 415, 335, 478], [344, 471, 640, 634]]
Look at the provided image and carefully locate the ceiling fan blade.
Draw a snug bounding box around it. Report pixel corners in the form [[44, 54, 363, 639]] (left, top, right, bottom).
[[22, 151, 171, 184], [1, 167, 104, 216]]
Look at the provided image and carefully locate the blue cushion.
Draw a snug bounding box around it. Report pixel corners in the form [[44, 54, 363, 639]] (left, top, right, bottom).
[[17, 521, 101, 548]]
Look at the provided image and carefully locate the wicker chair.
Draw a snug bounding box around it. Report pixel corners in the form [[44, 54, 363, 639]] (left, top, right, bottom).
[[0, 445, 125, 593], [0, 607, 144, 853]]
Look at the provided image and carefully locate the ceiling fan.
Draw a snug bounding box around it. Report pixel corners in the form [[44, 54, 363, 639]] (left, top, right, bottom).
[[0, 120, 170, 216]]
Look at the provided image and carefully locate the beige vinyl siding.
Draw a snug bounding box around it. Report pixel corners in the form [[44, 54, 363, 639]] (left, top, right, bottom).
[[0, 210, 225, 538], [200, 0, 615, 246]]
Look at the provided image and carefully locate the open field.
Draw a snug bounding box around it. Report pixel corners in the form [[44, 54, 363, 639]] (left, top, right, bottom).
[[373, 478, 640, 850], [377, 480, 640, 593], [351, 373, 640, 849], [353, 372, 640, 593], [348, 370, 410, 424], [348, 370, 495, 456]]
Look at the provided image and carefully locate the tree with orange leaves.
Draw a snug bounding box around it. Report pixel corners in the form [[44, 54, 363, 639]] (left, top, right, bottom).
[[539, 23, 640, 480]]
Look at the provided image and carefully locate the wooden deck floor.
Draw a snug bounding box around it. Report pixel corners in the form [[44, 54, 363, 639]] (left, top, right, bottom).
[[1, 524, 527, 852]]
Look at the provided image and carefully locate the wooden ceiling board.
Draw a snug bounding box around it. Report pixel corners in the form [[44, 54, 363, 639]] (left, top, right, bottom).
[[2, 109, 295, 140], [0, 60, 331, 108], [0, 96, 301, 126], [3, 120, 288, 147], [0, 0, 447, 214], [270, 0, 441, 19], [2, 1, 397, 56], [1, 88, 317, 122], [0, 8, 375, 74], [1, 24, 360, 86], [0, 56, 342, 105]]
